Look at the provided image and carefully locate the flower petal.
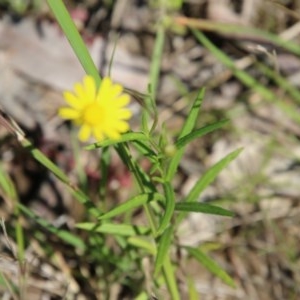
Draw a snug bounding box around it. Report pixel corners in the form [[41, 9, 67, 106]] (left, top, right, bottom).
[[105, 128, 121, 140], [58, 108, 80, 120], [78, 124, 91, 141], [115, 109, 132, 119], [74, 82, 85, 100], [111, 94, 130, 108], [83, 75, 97, 102], [114, 121, 130, 132], [93, 127, 105, 141], [99, 81, 124, 104], [98, 77, 111, 95], [63, 91, 83, 109], [59, 75, 132, 142], [109, 84, 123, 99]]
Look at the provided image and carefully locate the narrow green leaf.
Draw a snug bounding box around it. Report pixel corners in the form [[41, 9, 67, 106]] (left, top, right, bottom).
[[166, 88, 205, 181], [142, 21, 165, 132], [0, 272, 6, 287], [154, 226, 173, 276], [132, 140, 158, 162], [149, 24, 165, 103], [157, 182, 176, 236], [186, 247, 235, 287], [187, 276, 199, 300], [184, 18, 300, 57], [76, 223, 150, 236], [115, 143, 156, 193], [175, 120, 229, 149], [0, 164, 17, 199], [98, 146, 110, 200], [178, 88, 206, 139], [22, 139, 69, 184], [175, 202, 234, 217], [192, 29, 300, 124], [0, 272, 18, 296], [185, 148, 242, 203], [85, 132, 149, 150], [47, 0, 101, 85], [162, 256, 181, 300], [128, 236, 156, 255], [21, 139, 99, 217], [135, 292, 149, 300], [19, 204, 86, 250], [98, 193, 164, 220], [256, 61, 300, 104], [176, 148, 242, 225]]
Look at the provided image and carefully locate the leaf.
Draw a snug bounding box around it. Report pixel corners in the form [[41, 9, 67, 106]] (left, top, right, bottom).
[[128, 237, 156, 255], [76, 223, 150, 236], [175, 202, 234, 217], [176, 148, 242, 225], [166, 88, 205, 181], [19, 204, 86, 250], [98, 193, 164, 220], [187, 276, 199, 300], [21, 139, 99, 217], [98, 146, 110, 200], [133, 140, 157, 160], [185, 148, 242, 203], [156, 182, 175, 236], [175, 120, 229, 149], [192, 29, 300, 124], [85, 132, 149, 150], [178, 89, 205, 139], [154, 226, 173, 276], [0, 164, 17, 200], [186, 247, 235, 287], [179, 17, 300, 57], [47, 0, 101, 85], [115, 143, 156, 193]]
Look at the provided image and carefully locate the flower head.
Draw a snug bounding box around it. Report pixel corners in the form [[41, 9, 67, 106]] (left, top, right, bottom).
[[59, 75, 132, 142]]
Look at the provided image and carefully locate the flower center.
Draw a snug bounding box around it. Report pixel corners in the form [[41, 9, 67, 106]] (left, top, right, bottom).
[[83, 103, 104, 126]]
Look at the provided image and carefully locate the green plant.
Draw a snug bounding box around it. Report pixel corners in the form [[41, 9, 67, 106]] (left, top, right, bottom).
[[0, 1, 243, 298]]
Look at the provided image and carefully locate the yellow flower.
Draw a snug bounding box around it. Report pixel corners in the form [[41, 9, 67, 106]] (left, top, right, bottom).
[[59, 75, 132, 142]]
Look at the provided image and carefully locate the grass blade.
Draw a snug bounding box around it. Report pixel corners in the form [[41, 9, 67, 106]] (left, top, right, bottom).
[[132, 140, 157, 161], [178, 88, 206, 139], [185, 148, 242, 203], [154, 226, 173, 276], [176, 148, 242, 225], [176, 17, 300, 57], [186, 246, 235, 287], [127, 237, 156, 255], [0, 163, 17, 200], [166, 88, 205, 181], [185, 148, 243, 202], [85, 132, 149, 150], [175, 202, 234, 217], [76, 223, 150, 236], [98, 193, 164, 220], [21, 138, 99, 217], [162, 256, 180, 300], [19, 204, 86, 250], [192, 29, 300, 124], [157, 182, 176, 236], [175, 119, 229, 149], [47, 0, 101, 85]]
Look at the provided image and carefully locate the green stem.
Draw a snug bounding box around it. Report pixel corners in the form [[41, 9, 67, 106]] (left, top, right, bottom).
[[15, 207, 25, 263], [115, 143, 157, 234], [163, 255, 181, 300]]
